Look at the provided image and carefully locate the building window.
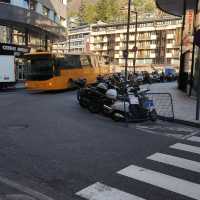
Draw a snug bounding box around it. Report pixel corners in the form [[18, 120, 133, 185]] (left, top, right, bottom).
[[42, 6, 49, 17], [167, 58, 171, 64], [30, 0, 37, 10]]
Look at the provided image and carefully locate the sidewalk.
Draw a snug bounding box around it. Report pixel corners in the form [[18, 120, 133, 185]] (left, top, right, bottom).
[[148, 82, 200, 126]]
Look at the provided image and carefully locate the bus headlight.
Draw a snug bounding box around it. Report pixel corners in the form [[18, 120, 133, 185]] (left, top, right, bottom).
[[49, 82, 53, 86]]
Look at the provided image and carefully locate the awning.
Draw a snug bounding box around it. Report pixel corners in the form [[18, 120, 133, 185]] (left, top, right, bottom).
[[155, 0, 197, 16]]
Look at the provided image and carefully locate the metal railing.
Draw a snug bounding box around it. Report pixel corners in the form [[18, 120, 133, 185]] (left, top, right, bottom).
[[147, 93, 174, 121]]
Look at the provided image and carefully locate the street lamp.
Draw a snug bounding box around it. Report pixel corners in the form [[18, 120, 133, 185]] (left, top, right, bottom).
[[122, 0, 139, 124], [122, 0, 132, 124], [124, 1, 138, 82], [132, 10, 138, 74], [124, 0, 132, 85]]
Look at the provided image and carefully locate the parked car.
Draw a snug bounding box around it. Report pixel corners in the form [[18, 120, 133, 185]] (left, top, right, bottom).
[[164, 66, 177, 81]]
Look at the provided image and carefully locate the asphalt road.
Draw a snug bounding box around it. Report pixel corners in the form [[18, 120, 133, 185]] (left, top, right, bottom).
[[0, 90, 200, 200]]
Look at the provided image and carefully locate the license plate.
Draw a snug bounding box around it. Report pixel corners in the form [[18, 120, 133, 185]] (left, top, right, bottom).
[[144, 100, 154, 108]]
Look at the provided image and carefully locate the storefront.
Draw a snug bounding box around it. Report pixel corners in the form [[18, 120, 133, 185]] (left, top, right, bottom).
[[156, 0, 199, 95], [0, 43, 30, 81]]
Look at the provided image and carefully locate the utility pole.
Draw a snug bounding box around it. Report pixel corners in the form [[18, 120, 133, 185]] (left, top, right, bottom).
[[123, 0, 131, 125], [196, 49, 200, 120], [124, 0, 131, 84], [133, 11, 138, 74]]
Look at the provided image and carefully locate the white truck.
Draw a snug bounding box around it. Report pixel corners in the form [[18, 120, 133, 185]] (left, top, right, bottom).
[[0, 55, 16, 89]]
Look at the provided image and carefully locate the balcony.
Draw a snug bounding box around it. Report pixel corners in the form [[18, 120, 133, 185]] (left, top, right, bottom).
[[172, 53, 180, 58], [115, 46, 120, 50], [151, 35, 157, 40], [166, 53, 172, 58], [166, 34, 174, 39], [115, 37, 121, 42], [90, 46, 95, 51], [94, 46, 102, 50], [103, 38, 108, 43], [103, 46, 108, 51], [94, 39, 103, 43], [150, 44, 157, 49], [166, 43, 174, 48], [114, 54, 119, 58], [150, 53, 156, 58], [129, 36, 136, 41]]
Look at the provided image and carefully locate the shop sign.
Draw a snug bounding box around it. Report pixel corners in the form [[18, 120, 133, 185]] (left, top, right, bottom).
[[0, 43, 30, 55]]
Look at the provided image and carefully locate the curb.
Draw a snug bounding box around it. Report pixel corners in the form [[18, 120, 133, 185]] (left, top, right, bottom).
[[158, 116, 200, 128], [173, 118, 200, 128]]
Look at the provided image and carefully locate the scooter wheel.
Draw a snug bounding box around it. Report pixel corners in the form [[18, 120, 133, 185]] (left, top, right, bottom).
[[150, 109, 157, 121], [79, 100, 88, 108], [111, 111, 125, 122], [88, 102, 101, 113], [77, 90, 81, 101]]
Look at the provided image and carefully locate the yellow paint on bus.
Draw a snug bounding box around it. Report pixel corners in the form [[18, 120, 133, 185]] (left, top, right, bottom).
[[25, 52, 111, 91]]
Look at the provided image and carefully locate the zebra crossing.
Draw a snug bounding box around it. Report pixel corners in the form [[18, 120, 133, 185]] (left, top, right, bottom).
[[76, 135, 200, 200]]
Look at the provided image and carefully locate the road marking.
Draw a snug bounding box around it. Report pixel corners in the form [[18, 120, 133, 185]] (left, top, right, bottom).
[[118, 165, 200, 200], [147, 152, 200, 173], [187, 136, 200, 143], [182, 131, 200, 140], [0, 176, 54, 200], [170, 143, 200, 155], [76, 182, 146, 200]]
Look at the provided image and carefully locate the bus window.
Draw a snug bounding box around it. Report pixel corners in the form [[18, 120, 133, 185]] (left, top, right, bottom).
[[80, 55, 91, 67], [56, 55, 81, 69], [26, 55, 53, 81]]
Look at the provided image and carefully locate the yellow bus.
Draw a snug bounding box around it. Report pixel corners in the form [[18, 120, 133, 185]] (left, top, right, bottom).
[[25, 52, 111, 91]]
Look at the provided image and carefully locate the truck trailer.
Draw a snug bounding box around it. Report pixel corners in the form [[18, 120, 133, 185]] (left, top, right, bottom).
[[0, 55, 16, 89]]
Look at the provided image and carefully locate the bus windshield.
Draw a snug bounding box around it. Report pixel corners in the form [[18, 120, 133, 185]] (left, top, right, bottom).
[[26, 55, 53, 81]]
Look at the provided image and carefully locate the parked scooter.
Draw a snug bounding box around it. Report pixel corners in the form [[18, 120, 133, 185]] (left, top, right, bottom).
[[106, 88, 157, 122], [77, 76, 157, 122]]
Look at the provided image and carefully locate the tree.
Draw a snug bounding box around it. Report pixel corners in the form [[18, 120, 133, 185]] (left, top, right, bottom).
[[68, 0, 156, 24], [132, 0, 156, 12], [78, 0, 97, 24], [96, 0, 121, 22]]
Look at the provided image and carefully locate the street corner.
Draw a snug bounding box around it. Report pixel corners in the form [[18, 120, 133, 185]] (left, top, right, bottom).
[[0, 177, 54, 200], [134, 120, 200, 139]]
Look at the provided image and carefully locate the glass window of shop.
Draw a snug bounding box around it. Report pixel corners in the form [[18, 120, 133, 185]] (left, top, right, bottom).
[[13, 29, 25, 45], [29, 33, 46, 51], [42, 6, 49, 17], [0, 25, 12, 43], [30, 0, 37, 11]]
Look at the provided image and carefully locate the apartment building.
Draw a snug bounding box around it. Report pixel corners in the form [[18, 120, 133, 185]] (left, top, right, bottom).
[[90, 16, 182, 71], [52, 24, 91, 54]]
